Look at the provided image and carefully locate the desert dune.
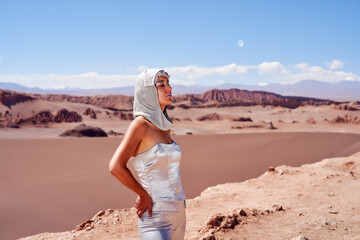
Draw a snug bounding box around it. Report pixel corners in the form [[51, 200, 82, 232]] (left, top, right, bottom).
[[1, 133, 360, 239], [1, 88, 360, 239], [16, 144, 360, 240]]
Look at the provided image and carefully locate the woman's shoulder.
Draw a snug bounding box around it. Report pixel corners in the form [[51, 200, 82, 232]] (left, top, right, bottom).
[[132, 115, 148, 125], [120, 116, 149, 143], [128, 116, 150, 133]]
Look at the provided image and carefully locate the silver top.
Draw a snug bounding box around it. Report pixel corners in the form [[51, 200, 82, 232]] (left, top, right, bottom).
[[130, 141, 185, 202]]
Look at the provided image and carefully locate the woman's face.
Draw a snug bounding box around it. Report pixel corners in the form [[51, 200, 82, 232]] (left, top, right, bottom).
[[155, 76, 172, 110]]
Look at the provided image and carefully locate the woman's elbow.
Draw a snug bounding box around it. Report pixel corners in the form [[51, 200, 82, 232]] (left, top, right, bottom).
[[109, 161, 127, 176], [109, 162, 119, 175]]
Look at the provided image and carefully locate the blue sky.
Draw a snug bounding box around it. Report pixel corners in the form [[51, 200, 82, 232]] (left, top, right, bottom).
[[0, 0, 359, 89]]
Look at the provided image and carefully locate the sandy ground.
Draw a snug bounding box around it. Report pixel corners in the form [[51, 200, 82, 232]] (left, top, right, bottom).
[[1, 100, 360, 239], [1, 132, 360, 239], [15, 142, 360, 240], [1, 104, 360, 139]]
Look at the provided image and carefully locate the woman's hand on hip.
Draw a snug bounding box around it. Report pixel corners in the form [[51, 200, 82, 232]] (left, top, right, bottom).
[[135, 193, 153, 218]]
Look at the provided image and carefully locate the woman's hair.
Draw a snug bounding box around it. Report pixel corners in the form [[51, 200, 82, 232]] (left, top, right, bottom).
[[154, 70, 170, 85]]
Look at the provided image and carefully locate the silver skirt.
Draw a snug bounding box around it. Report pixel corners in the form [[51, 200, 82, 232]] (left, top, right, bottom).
[[138, 200, 186, 240]]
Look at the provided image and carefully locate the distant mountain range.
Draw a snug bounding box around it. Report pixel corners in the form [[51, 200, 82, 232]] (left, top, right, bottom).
[[0, 80, 359, 101], [0, 87, 334, 111]]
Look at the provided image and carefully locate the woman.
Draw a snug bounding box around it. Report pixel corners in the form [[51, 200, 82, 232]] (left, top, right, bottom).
[[109, 69, 186, 240]]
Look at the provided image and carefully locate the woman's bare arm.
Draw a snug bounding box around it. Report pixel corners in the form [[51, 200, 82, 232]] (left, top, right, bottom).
[[109, 117, 152, 217]]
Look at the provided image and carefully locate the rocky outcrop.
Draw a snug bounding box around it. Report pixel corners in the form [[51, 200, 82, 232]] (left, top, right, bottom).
[[306, 117, 316, 124], [83, 108, 97, 119], [113, 110, 134, 120], [232, 117, 252, 122], [266, 121, 277, 129], [6, 122, 20, 128], [15, 111, 54, 125], [170, 117, 181, 122], [28, 88, 335, 110], [182, 117, 192, 121], [330, 115, 360, 124], [107, 130, 123, 136], [5, 108, 84, 126], [20, 149, 360, 240], [59, 124, 107, 137], [172, 88, 333, 109], [36, 94, 134, 110], [0, 89, 34, 108], [331, 103, 360, 111], [196, 113, 222, 121], [54, 108, 82, 123], [199, 205, 285, 239]]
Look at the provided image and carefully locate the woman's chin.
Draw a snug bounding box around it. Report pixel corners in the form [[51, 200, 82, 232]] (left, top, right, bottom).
[[165, 99, 173, 105]]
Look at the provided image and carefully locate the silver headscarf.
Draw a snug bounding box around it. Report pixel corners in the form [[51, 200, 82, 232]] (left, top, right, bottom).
[[133, 69, 173, 131]]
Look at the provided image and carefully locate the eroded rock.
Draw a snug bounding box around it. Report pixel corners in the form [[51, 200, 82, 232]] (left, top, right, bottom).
[[54, 108, 82, 123], [60, 124, 107, 137], [83, 108, 97, 119]]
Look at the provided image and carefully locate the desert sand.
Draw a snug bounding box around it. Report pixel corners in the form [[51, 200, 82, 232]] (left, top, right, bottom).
[[13, 139, 360, 240], [1, 89, 360, 239], [1, 133, 360, 239]]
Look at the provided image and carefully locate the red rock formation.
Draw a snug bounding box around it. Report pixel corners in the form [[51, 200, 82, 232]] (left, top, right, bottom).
[[107, 130, 123, 136], [36, 94, 133, 110], [199, 205, 285, 239], [113, 110, 134, 120], [15, 111, 54, 125], [181, 117, 192, 121], [2, 88, 336, 112], [330, 115, 360, 124], [201, 89, 329, 108], [331, 104, 359, 111], [232, 117, 252, 122], [266, 121, 277, 129], [59, 124, 107, 137], [6, 122, 20, 128], [83, 108, 97, 119], [196, 113, 222, 121], [172, 88, 333, 109], [0, 89, 34, 108], [54, 108, 82, 123], [306, 117, 316, 124], [170, 117, 181, 121]]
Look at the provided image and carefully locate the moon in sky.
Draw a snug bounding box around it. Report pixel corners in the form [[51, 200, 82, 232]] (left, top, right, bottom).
[[237, 40, 245, 47]]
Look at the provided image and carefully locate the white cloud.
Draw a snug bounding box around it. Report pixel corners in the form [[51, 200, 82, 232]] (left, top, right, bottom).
[[326, 59, 344, 69], [289, 62, 359, 82], [1, 61, 359, 89], [257, 82, 268, 86], [258, 61, 289, 75], [164, 64, 255, 79], [0, 72, 138, 89], [237, 40, 245, 47]]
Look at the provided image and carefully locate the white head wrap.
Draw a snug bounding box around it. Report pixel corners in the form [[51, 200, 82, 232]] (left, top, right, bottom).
[[133, 69, 173, 131]]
